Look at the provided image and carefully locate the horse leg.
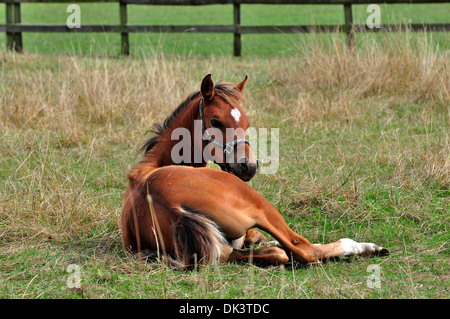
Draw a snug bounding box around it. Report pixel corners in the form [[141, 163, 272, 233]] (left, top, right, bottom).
[[244, 229, 267, 245], [254, 204, 389, 264], [227, 231, 286, 266], [227, 246, 289, 266], [231, 229, 267, 250], [139, 167, 388, 266]]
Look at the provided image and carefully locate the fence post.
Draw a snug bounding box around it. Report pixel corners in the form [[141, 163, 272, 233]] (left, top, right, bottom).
[[5, 1, 14, 51], [14, 2, 23, 52], [120, 1, 130, 55], [233, 1, 241, 57], [344, 3, 354, 48], [6, 1, 22, 52]]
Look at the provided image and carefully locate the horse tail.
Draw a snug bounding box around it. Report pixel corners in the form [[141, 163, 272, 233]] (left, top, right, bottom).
[[171, 206, 228, 269]]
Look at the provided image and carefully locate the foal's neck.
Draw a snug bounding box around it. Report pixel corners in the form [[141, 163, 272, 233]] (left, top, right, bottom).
[[128, 98, 205, 183]]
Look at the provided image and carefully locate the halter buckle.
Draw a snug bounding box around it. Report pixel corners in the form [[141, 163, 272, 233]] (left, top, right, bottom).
[[202, 129, 212, 141], [224, 144, 234, 155]]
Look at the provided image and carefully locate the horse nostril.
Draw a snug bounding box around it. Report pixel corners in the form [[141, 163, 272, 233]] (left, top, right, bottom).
[[239, 161, 249, 171], [233, 158, 258, 181]]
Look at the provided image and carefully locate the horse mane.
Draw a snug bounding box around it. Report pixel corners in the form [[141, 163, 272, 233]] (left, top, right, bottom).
[[142, 83, 245, 154]]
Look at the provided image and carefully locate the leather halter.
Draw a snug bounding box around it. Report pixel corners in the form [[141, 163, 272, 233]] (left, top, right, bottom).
[[198, 97, 249, 155]]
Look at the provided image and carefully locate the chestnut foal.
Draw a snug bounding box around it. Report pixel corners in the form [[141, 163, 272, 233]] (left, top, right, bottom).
[[121, 74, 388, 269]]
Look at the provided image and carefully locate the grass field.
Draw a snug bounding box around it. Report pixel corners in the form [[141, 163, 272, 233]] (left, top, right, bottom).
[[0, 3, 449, 299]]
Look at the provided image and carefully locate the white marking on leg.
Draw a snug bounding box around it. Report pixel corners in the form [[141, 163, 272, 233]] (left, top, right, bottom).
[[231, 235, 245, 249], [339, 238, 377, 257], [231, 108, 241, 123], [267, 240, 280, 246], [340, 238, 362, 256]]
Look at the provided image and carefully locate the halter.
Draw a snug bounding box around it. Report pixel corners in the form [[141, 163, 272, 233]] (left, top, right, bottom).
[[198, 97, 250, 155]]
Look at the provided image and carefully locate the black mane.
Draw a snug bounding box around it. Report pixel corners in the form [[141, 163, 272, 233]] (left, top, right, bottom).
[[142, 90, 201, 154]]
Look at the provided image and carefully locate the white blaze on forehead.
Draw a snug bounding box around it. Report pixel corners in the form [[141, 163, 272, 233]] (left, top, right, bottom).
[[230, 108, 241, 123]]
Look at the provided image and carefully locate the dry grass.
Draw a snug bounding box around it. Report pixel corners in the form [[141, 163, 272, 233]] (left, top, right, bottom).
[[0, 34, 448, 298]]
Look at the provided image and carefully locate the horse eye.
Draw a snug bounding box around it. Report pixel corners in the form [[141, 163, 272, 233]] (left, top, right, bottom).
[[210, 119, 222, 128]]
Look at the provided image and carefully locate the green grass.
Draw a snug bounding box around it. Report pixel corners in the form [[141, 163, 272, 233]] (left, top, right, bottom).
[[0, 3, 449, 55], [0, 4, 449, 299], [1, 46, 449, 298]]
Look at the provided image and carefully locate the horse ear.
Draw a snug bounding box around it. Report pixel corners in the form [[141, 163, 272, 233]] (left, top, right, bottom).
[[201, 74, 215, 101], [234, 75, 248, 93]]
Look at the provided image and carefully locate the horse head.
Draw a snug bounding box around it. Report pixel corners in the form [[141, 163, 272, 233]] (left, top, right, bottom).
[[199, 74, 259, 182]]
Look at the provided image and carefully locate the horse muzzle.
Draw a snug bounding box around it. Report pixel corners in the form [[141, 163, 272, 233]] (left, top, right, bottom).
[[226, 158, 259, 182]]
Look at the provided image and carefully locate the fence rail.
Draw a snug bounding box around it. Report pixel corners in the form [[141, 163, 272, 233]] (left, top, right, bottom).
[[1, 0, 449, 55]]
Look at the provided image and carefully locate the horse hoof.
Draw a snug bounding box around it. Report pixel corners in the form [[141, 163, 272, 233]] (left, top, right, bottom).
[[374, 246, 389, 257]]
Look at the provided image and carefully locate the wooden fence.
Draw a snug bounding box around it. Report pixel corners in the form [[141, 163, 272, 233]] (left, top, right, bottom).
[[1, 0, 449, 56]]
